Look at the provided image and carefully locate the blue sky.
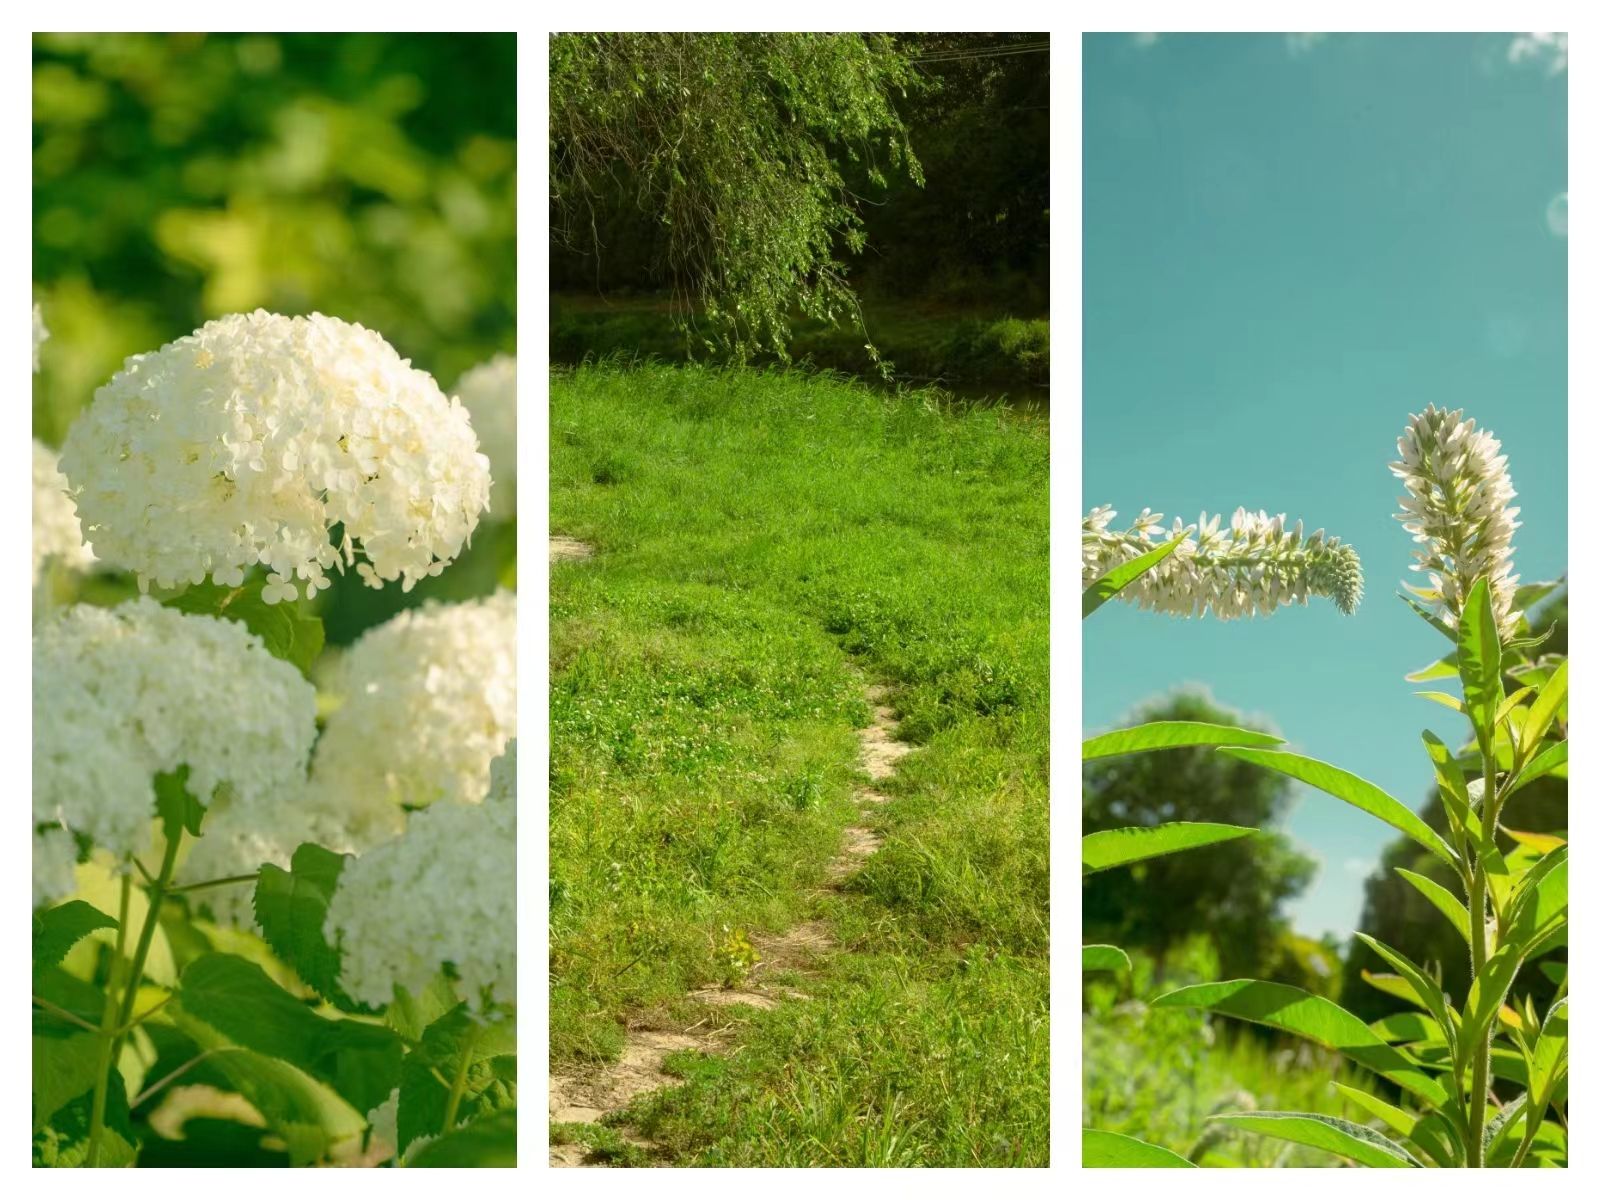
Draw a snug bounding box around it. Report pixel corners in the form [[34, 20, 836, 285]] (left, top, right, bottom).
[[1082, 33, 1568, 940]]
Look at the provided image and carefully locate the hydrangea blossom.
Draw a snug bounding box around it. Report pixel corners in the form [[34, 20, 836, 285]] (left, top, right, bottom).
[[33, 598, 318, 866], [33, 440, 95, 589], [302, 591, 516, 851], [1390, 405, 1522, 640], [454, 354, 516, 517], [1083, 505, 1363, 620], [325, 741, 516, 1008], [33, 826, 79, 910], [59, 311, 491, 604]]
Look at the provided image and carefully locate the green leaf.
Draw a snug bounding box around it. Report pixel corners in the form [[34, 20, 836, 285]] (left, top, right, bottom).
[[1515, 659, 1566, 770], [253, 843, 359, 1008], [387, 973, 464, 1044], [166, 578, 326, 678], [155, 765, 206, 840], [1082, 535, 1186, 618], [1414, 690, 1463, 713], [1220, 748, 1456, 866], [1398, 591, 1457, 641], [1368, 1012, 1443, 1044], [1405, 653, 1458, 683], [1511, 579, 1564, 613], [1361, 970, 1426, 1009], [177, 953, 402, 1113], [1081, 720, 1283, 761], [1082, 1127, 1194, 1167], [1456, 577, 1503, 743], [397, 1006, 516, 1155], [33, 965, 107, 1039], [1511, 739, 1568, 793], [32, 900, 116, 972], [1081, 823, 1255, 874], [1082, 945, 1131, 974], [1393, 869, 1470, 946], [1508, 847, 1568, 944], [1529, 998, 1568, 1109], [32, 1070, 138, 1167], [1458, 944, 1527, 1062], [1420, 731, 1481, 846], [32, 1033, 104, 1132], [1353, 934, 1457, 1048], [1330, 1082, 1416, 1136], [1152, 979, 1448, 1105], [408, 1110, 517, 1167], [1210, 1112, 1418, 1167]]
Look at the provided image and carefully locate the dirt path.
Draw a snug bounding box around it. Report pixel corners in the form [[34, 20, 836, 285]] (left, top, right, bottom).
[[549, 535, 593, 563], [548, 682, 914, 1167]]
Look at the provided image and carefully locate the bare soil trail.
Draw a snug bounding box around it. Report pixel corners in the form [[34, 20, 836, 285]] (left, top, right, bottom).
[[548, 682, 916, 1167], [549, 536, 594, 563]]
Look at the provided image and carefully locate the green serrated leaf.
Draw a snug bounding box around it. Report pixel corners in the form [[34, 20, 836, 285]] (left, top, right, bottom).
[[32, 1033, 104, 1132], [1082, 945, 1131, 974], [1210, 1111, 1419, 1167], [1153, 979, 1447, 1106], [1220, 748, 1456, 866], [32, 1070, 138, 1167], [33, 900, 116, 972], [1082, 535, 1187, 618], [1082, 823, 1255, 874], [177, 953, 402, 1113], [397, 1006, 516, 1154], [253, 843, 358, 1008], [407, 1109, 517, 1167], [1082, 1127, 1194, 1167], [1081, 720, 1283, 760]]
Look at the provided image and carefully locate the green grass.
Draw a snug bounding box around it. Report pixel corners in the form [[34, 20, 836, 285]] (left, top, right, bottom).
[[550, 361, 1049, 1166]]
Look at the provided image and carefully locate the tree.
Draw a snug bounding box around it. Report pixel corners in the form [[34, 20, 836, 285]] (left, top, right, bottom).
[[549, 33, 923, 364], [1083, 689, 1316, 979]]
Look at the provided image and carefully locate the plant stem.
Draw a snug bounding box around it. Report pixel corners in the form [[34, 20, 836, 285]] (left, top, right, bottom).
[[85, 874, 133, 1167], [168, 871, 259, 894], [440, 1020, 484, 1133], [1508, 1110, 1542, 1168], [112, 828, 183, 1035], [1464, 749, 1499, 1168]]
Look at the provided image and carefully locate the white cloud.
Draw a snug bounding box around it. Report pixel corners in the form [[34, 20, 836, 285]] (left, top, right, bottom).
[[1508, 32, 1568, 75], [1547, 191, 1568, 238], [1342, 857, 1376, 877], [1130, 32, 1162, 49], [1285, 33, 1328, 57]]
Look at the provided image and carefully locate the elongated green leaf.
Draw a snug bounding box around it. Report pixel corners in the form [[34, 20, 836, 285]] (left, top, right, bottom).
[[1509, 847, 1568, 943], [1512, 579, 1564, 612], [1152, 980, 1447, 1105], [1516, 659, 1567, 770], [1081, 721, 1283, 761], [166, 578, 325, 678], [1483, 1093, 1528, 1163], [1369, 1012, 1443, 1044], [1083, 945, 1131, 974], [1331, 1082, 1416, 1136], [1082, 536, 1187, 618], [1082, 1127, 1194, 1167], [1393, 869, 1470, 946], [1220, 748, 1456, 866], [1361, 970, 1425, 1009], [1421, 731, 1481, 846], [1511, 739, 1568, 793], [1210, 1112, 1418, 1167], [1406, 653, 1458, 683], [1082, 823, 1255, 874], [32, 901, 115, 972], [1415, 690, 1463, 713], [1459, 944, 1526, 1060], [408, 1110, 517, 1167], [1529, 998, 1568, 1109], [1398, 591, 1457, 641], [1354, 934, 1457, 1047], [1457, 578, 1503, 742], [178, 953, 402, 1113], [253, 843, 360, 1009]]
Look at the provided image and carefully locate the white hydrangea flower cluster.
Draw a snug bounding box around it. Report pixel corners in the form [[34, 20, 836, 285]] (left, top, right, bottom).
[[33, 302, 49, 372], [33, 598, 318, 866], [454, 354, 516, 517], [1390, 405, 1522, 640], [33, 826, 79, 910], [1083, 505, 1364, 620], [325, 741, 517, 1009], [59, 311, 491, 604], [33, 440, 95, 588], [302, 591, 516, 851]]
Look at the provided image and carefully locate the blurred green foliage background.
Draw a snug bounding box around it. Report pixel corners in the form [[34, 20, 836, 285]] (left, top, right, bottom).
[[33, 32, 517, 642]]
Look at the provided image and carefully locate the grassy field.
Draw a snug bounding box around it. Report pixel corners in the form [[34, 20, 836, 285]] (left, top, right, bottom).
[[549, 362, 1049, 1166]]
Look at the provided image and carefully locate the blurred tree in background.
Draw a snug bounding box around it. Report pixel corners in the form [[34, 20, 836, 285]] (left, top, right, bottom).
[[1083, 689, 1319, 984], [32, 32, 516, 642]]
